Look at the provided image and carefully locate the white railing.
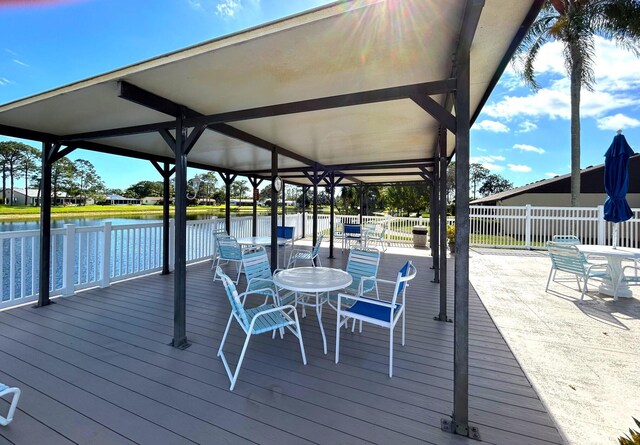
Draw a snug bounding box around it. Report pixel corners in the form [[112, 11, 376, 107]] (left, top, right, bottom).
[[5, 205, 635, 310], [468, 204, 640, 250]]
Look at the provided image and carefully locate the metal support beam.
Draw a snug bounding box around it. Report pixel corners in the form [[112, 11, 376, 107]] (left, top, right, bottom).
[[37, 142, 56, 307], [437, 128, 451, 323], [170, 113, 192, 350], [430, 173, 439, 282], [301, 186, 308, 238], [151, 161, 174, 275], [271, 148, 279, 270], [220, 173, 237, 235], [312, 168, 319, 246], [328, 172, 336, 259], [248, 177, 263, 236], [444, 0, 484, 439], [281, 181, 286, 227]]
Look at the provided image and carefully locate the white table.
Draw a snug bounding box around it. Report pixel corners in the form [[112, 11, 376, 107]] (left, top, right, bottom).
[[237, 236, 291, 267], [273, 267, 352, 354], [576, 244, 640, 298]]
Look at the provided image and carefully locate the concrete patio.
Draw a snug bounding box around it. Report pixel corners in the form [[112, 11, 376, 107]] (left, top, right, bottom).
[[469, 248, 640, 445]]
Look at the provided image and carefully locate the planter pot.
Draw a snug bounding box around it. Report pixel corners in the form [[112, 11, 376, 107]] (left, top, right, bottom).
[[448, 242, 455, 253]]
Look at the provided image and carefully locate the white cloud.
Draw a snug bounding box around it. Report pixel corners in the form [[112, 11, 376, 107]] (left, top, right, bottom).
[[187, 0, 203, 10], [513, 143, 545, 154], [12, 59, 28, 67], [475, 147, 487, 152], [472, 119, 509, 133], [517, 121, 537, 133], [216, 0, 242, 17], [0, 77, 13, 86], [597, 113, 640, 131], [508, 164, 532, 173], [545, 172, 561, 177], [4, 48, 17, 56], [490, 36, 640, 122], [471, 155, 506, 171]]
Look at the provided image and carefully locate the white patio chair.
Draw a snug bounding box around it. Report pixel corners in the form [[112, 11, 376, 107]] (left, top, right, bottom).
[[327, 247, 381, 312], [210, 228, 230, 269], [212, 235, 243, 284], [215, 267, 306, 390], [545, 241, 610, 303], [366, 225, 388, 252], [335, 261, 416, 377], [287, 234, 324, 268], [0, 383, 20, 426], [615, 263, 640, 300], [242, 246, 296, 306], [552, 234, 581, 244]]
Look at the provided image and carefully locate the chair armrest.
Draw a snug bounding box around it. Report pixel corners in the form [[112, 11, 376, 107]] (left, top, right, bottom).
[[238, 288, 275, 306], [585, 263, 609, 274], [246, 277, 275, 289], [357, 275, 378, 294], [247, 305, 296, 331], [337, 293, 393, 308]]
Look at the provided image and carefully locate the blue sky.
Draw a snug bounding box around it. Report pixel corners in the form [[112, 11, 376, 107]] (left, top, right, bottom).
[[1, 0, 639, 191]]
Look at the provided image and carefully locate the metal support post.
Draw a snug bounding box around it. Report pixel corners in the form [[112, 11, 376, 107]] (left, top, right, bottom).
[[37, 141, 55, 307], [329, 172, 335, 259], [437, 128, 451, 323], [271, 147, 279, 270]]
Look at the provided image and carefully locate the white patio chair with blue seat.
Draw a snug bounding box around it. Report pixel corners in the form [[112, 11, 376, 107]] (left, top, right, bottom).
[[335, 261, 416, 377], [242, 246, 296, 306], [210, 228, 230, 270], [287, 234, 324, 268], [545, 241, 610, 303], [327, 247, 381, 314], [212, 235, 243, 284], [215, 267, 306, 390], [0, 383, 20, 426]]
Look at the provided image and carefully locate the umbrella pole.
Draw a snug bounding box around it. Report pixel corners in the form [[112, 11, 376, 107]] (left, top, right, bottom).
[[613, 223, 619, 249]]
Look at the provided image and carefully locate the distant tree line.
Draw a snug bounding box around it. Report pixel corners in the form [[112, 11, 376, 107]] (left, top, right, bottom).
[[0, 141, 105, 206]]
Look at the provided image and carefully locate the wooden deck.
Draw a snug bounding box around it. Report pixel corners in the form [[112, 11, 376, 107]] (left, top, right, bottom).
[[0, 247, 564, 445]]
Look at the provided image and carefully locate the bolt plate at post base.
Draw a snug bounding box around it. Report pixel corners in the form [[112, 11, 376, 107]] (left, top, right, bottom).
[[441, 418, 480, 441]]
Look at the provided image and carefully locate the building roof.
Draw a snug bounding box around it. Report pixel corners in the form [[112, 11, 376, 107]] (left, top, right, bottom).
[[106, 194, 139, 201], [471, 153, 640, 205], [0, 0, 542, 186], [7, 188, 69, 198]]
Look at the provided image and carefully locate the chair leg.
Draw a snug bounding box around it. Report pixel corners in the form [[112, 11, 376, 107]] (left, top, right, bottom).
[[234, 261, 242, 285], [228, 332, 253, 391], [389, 327, 394, 378], [292, 311, 307, 365], [218, 313, 234, 357], [579, 278, 589, 304], [545, 268, 554, 292], [212, 257, 222, 281], [335, 311, 341, 364], [402, 308, 406, 346], [0, 387, 20, 426]]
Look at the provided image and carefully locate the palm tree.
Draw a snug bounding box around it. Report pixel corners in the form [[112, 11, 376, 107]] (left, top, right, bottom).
[[515, 0, 640, 206]]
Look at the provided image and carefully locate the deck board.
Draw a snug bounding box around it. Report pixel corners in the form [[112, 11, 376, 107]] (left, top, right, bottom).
[[0, 247, 564, 445]]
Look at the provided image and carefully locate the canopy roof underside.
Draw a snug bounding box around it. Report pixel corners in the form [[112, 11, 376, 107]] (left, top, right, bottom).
[[0, 0, 540, 186]]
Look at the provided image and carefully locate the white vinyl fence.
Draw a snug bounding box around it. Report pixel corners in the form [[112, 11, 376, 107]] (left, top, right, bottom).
[[469, 204, 640, 250], [3, 205, 636, 310], [0, 214, 307, 310]]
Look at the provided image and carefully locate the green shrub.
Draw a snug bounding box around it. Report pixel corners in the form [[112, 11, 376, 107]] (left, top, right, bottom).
[[446, 224, 455, 243]]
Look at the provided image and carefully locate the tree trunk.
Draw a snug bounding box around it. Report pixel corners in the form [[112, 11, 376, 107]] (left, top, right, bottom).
[[24, 168, 28, 205], [1, 166, 5, 205], [569, 43, 582, 207], [9, 161, 14, 206]]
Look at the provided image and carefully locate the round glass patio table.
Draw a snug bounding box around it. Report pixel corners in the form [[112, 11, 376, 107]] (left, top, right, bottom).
[[576, 244, 640, 298], [273, 267, 352, 354]]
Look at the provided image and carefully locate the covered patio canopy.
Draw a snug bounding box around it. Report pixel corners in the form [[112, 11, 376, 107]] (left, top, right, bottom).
[[0, 0, 542, 438]]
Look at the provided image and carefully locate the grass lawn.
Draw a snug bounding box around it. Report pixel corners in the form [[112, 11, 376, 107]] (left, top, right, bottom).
[[0, 204, 295, 221]]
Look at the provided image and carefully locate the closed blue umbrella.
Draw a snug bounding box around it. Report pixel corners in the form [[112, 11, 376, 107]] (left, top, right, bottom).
[[604, 130, 634, 247]]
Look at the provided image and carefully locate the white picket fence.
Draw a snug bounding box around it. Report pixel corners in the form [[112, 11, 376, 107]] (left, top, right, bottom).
[[469, 204, 640, 249], [3, 205, 636, 310], [0, 213, 306, 310]]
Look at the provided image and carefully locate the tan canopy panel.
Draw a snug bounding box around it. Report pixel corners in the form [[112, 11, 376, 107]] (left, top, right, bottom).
[[0, 0, 540, 185]]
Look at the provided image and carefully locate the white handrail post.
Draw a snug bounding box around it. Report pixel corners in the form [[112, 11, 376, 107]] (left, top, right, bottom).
[[101, 222, 112, 288], [63, 224, 76, 297], [524, 204, 532, 250], [597, 205, 605, 245], [169, 218, 175, 271]]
